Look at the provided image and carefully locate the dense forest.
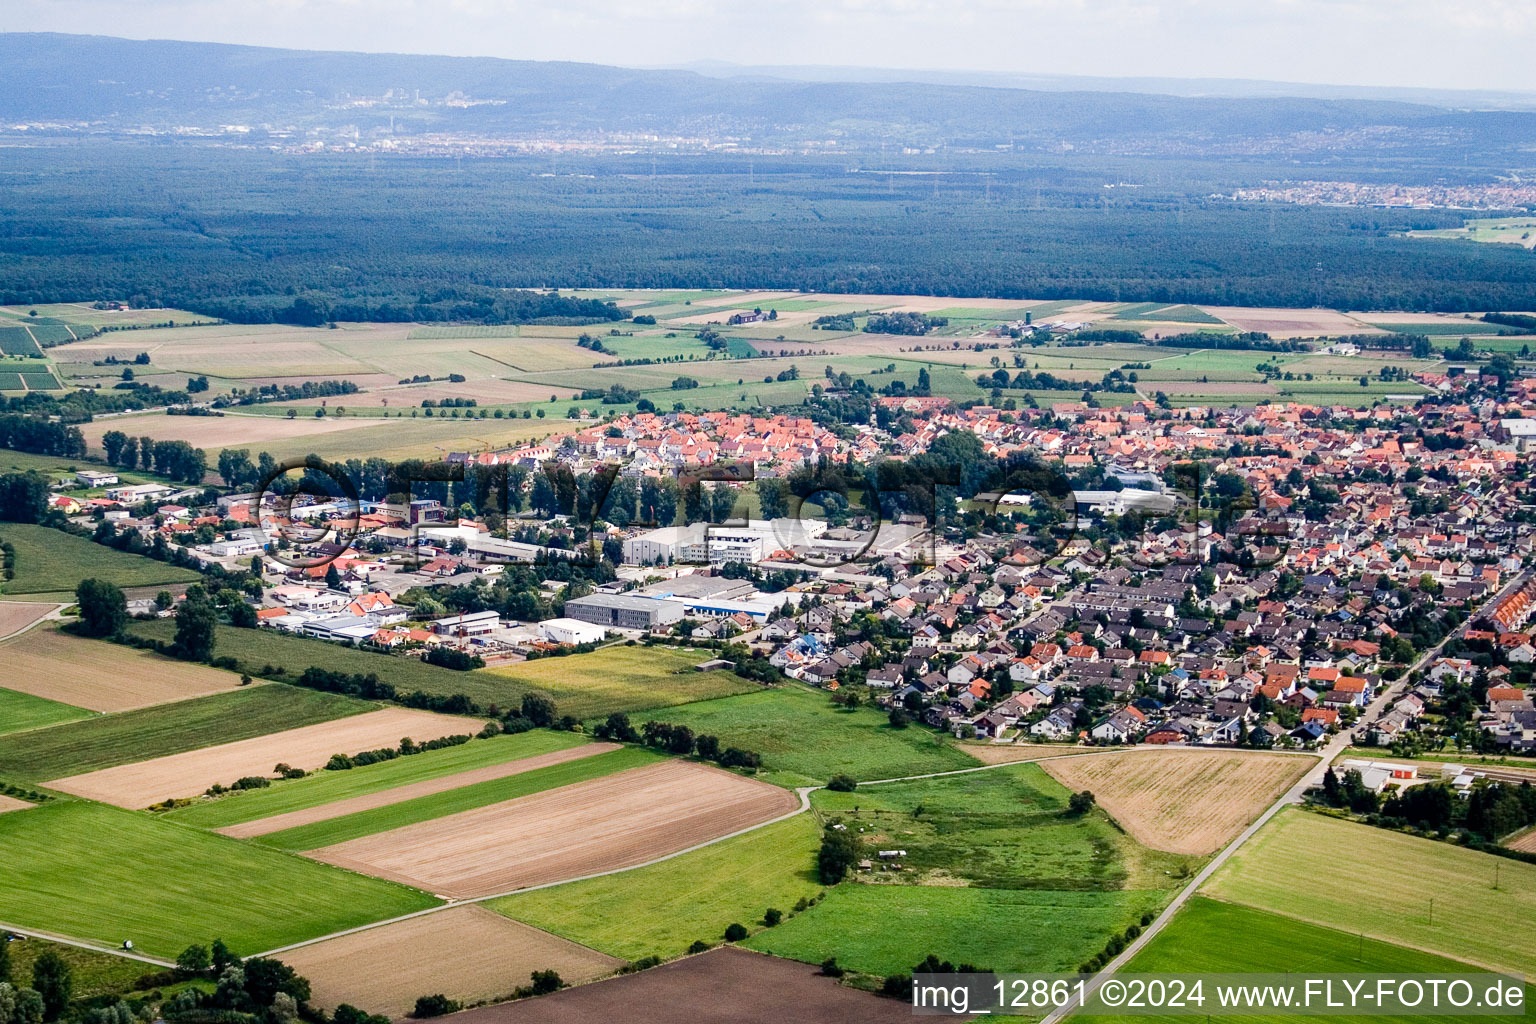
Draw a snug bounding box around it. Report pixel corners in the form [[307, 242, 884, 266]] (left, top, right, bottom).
[[2, 147, 1534, 317]]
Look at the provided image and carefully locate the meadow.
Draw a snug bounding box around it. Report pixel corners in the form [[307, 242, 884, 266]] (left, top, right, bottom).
[[255, 746, 663, 850], [0, 801, 438, 959], [1077, 898, 1530, 1024], [1203, 808, 1536, 976], [0, 686, 92, 736], [640, 685, 982, 786], [165, 728, 589, 828], [482, 645, 760, 719], [492, 813, 824, 961], [814, 762, 1199, 891], [0, 523, 201, 596], [743, 885, 1163, 976], [0, 683, 370, 781]]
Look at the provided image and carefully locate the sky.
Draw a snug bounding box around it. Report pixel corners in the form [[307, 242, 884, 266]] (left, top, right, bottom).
[[9, 0, 1536, 93]]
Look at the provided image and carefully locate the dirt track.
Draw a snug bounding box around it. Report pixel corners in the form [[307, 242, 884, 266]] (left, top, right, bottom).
[[307, 761, 800, 898], [278, 905, 620, 1017], [219, 742, 619, 838], [439, 946, 914, 1024], [46, 708, 485, 808], [1043, 748, 1311, 856], [0, 627, 242, 712]]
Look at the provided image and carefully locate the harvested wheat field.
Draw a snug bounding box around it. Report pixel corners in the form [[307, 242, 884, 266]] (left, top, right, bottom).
[[958, 742, 1095, 765], [278, 905, 621, 1016], [448, 946, 913, 1024], [290, 378, 579, 409], [0, 627, 243, 712], [0, 795, 33, 814], [308, 760, 801, 898], [0, 601, 55, 640], [219, 742, 619, 838], [1042, 749, 1311, 855], [46, 708, 485, 808], [1200, 306, 1381, 339], [79, 412, 368, 454]]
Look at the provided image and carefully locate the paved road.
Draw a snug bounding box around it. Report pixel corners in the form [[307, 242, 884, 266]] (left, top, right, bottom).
[[1042, 569, 1527, 1024]]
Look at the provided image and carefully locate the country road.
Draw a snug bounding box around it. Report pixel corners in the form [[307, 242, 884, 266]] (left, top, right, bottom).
[[1040, 567, 1528, 1024]]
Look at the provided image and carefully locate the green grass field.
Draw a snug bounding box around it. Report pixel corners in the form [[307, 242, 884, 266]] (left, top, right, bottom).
[[0, 523, 201, 595], [256, 746, 664, 851], [1365, 321, 1514, 336], [744, 884, 1161, 976], [641, 686, 982, 786], [165, 729, 589, 829], [493, 813, 824, 960], [0, 686, 93, 736], [813, 763, 1196, 891], [482, 646, 760, 719], [0, 684, 371, 782], [1204, 808, 1536, 977], [1078, 897, 1530, 1024], [0, 801, 438, 958]]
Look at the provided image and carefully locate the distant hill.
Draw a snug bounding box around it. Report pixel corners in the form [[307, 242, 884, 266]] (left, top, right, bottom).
[[3, 32, 1535, 162]]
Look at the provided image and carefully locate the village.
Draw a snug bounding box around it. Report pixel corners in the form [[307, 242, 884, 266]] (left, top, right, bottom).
[[38, 378, 1536, 767]]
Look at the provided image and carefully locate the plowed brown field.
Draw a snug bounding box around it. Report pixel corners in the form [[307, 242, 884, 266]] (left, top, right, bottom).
[[278, 905, 621, 1016], [1042, 748, 1311, 855], [307, 760, 800, 898], [46, 708, 484, 808], [219, 742, 619, 838]]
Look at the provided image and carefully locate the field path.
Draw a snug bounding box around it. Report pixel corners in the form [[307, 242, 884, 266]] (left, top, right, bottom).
[[217, 742, 619, 838], [0, 601, 65, 642]]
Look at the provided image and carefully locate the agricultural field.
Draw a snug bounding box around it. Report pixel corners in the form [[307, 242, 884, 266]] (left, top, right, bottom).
[[1406, 217, 1536, 249], [0, 600, 56, 638], [220, 740, 612, 838], [46, 706, 489, 808], [494, 813, 824, 960], [166, 728, 590, 829], [277, 906, 622, 1017], [1040, 749, 1311, 855], [0, 523, 201, 596], [0, 800, 438, 959], [1077, 898, 1530, 1024], [644, 685, 982, 786], [256, 745, 659, 851], [78, 411, 373, 457], [0, 683, 371, 782], [0, 686, 92, 736], [0, 626, 246, 712], [307, 760, 800, 898], [744, 884, 1162, 976], [481, 645, 760, 719], [0, 303, 220, 329], [1204, 807, 1536, 976], [454, 946, 912, 1024]]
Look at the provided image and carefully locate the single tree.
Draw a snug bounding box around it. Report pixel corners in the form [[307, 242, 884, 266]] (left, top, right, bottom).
[[31, 952, 70, 1021]]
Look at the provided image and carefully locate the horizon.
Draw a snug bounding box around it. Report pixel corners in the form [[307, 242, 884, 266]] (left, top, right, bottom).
[[7, 0, 1536, 94]]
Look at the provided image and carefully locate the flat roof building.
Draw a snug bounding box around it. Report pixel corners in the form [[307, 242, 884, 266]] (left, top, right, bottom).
[[564, 593, 684, 631]]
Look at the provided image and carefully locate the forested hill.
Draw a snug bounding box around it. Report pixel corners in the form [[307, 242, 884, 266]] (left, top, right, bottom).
[[4, 32, 1536, 162]]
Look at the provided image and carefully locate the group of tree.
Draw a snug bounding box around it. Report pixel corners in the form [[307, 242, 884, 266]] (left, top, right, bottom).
[[100, 431, 207, 483], [0, 472, 50, 523], [0, 947, 72, 1024], [863, 312, 947, 335], [0, 415, 86, 459]]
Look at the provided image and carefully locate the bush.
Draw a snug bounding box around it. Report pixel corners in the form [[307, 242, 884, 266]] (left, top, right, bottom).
[[825, 774, 858, 792], [763, 908, 782, 927], [1066, 790, 1096, 816], [820, 958, 844, 978], [411, 995, 461, 1018], [723, 923, 748, 942], [687, 941, 712, 955]]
